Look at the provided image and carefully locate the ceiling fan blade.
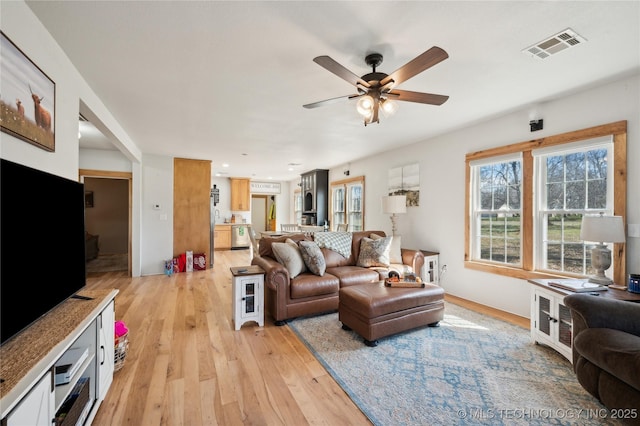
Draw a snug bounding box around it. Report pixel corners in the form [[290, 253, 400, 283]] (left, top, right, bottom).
[[387, 89, 449, 105], [380, 46, 449, 87], [303, 94, 359, 109], [313, 56, 371, 88]]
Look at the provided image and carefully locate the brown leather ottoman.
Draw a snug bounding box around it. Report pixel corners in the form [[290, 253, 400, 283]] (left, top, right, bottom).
[[339, 281, 445, 346]]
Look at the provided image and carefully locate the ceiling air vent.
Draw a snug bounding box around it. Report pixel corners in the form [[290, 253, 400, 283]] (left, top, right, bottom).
[[522, 28, 586, 60]]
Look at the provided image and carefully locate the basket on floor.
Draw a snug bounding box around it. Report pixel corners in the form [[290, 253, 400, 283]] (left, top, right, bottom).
[[114, 331, 129, 372]]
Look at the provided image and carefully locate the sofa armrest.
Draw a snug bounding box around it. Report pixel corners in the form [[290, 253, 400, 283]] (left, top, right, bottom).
[[251, 255, 292, 322], [564, 293, 640, 338], [251, 256, 290, 292], [400, 248, 424, 276]]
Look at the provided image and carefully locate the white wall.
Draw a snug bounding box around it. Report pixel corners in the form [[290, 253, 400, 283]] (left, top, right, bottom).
[[323, 74, 639, 318], [80, 149, 132, 172], [140, 155, 174, 275], [1, 1, 144, 276]]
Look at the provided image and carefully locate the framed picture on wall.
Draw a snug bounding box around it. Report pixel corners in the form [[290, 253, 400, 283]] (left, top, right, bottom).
[[0, 31, 56, 152], [388, 163, 420, 206]]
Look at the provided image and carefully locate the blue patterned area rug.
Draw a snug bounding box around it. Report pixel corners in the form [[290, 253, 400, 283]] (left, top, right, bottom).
[[288, 302, 623, 426]]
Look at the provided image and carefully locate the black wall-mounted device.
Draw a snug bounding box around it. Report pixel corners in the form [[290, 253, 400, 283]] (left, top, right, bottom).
[[530, 119, 544, 132]]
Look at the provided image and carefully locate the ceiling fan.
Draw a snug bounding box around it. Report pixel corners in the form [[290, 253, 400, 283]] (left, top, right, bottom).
[[303, 47, 450, 126]]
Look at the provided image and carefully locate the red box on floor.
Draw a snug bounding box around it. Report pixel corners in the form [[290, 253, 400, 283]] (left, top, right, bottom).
[[193, 253, 206, 270]]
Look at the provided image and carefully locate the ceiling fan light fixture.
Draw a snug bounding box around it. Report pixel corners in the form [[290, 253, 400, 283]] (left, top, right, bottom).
[[356, 95, 375, 117], [380, 98, 398, 117]]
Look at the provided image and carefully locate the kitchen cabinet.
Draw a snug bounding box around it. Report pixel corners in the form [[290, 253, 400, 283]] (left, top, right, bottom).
[[214, 225, 231, 250], [230, 178, 251, 211]]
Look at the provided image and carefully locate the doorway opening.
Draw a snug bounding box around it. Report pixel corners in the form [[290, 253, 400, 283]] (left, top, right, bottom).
[[80, 170, 132, 275]]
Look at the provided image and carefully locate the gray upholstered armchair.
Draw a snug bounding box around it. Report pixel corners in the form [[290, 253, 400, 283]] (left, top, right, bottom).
[[564, 293, 640, 412]]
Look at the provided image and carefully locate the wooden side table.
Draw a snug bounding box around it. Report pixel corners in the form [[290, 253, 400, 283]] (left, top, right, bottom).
[[230, 266, 265, 330]]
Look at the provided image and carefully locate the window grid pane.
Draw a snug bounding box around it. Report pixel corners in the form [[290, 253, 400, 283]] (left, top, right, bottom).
[[332, 187, 345, 227], [347, 183, 363, 231], [538, 146, 611, 275], [294, 193, 302, 224], [472, 159, 522, 266]]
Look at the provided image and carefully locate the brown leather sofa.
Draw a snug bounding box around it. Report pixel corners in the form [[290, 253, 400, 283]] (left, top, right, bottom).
[[564, 293, 640, 413], [251, 230, 424, 325]]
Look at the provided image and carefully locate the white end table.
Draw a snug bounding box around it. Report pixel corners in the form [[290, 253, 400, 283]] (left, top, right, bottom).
[[230, 266, 265, 330]]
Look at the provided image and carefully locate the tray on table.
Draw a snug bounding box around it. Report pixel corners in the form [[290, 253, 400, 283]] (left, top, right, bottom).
[[384, 279, 425, 288]]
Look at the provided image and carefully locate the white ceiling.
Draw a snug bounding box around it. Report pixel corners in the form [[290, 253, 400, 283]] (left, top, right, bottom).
[[26, 1, 640, 181]]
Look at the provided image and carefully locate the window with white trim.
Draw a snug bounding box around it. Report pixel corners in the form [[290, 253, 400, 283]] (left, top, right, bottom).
[[470, 154, 522, 265], [330, 176, 365, 231], [534, 138, 613, 275]]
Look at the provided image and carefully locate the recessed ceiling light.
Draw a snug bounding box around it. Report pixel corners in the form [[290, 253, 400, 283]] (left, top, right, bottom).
[[222, 163, 229, 168]]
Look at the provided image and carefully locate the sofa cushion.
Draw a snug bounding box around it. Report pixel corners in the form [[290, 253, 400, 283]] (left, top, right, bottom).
[[357, 236, 392, 267], [322, 248, 351, 268], [299, 240, 326, 276], [290, 273, 339, 299], [371, 233, 402, 264], [314, 231, 352, 259], [574, 328, 640, 391], [272, 240, 307, 278], [326, 265, 380, 287]]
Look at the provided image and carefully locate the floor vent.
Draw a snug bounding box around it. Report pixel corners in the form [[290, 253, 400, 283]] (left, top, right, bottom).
[[523, 28, 586, 60]]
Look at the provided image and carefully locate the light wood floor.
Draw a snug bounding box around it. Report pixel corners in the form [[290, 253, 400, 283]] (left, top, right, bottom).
[[87, 250, 528, 425]]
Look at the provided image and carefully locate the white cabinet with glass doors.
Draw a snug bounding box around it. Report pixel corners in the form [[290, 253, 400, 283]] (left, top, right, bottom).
[[330, 177, 364, 231]]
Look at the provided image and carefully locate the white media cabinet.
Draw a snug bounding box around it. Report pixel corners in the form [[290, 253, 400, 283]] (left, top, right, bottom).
[[0, 289, 118, 425]]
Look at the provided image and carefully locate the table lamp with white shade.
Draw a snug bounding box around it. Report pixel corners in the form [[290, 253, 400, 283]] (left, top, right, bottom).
[[382, 195, 406, 236], [580, 213, 625, 286]]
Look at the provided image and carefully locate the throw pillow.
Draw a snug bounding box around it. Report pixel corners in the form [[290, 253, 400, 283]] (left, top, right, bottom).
[[298, 240, 326, 276], [313, 231, 352, 258], [370, 233, 402, 264], [272, 240, 307, 278], [357, 236, 392, 267]]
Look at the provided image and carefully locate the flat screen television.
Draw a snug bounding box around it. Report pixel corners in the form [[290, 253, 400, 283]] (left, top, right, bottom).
[[1, 158, 87, 345]]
